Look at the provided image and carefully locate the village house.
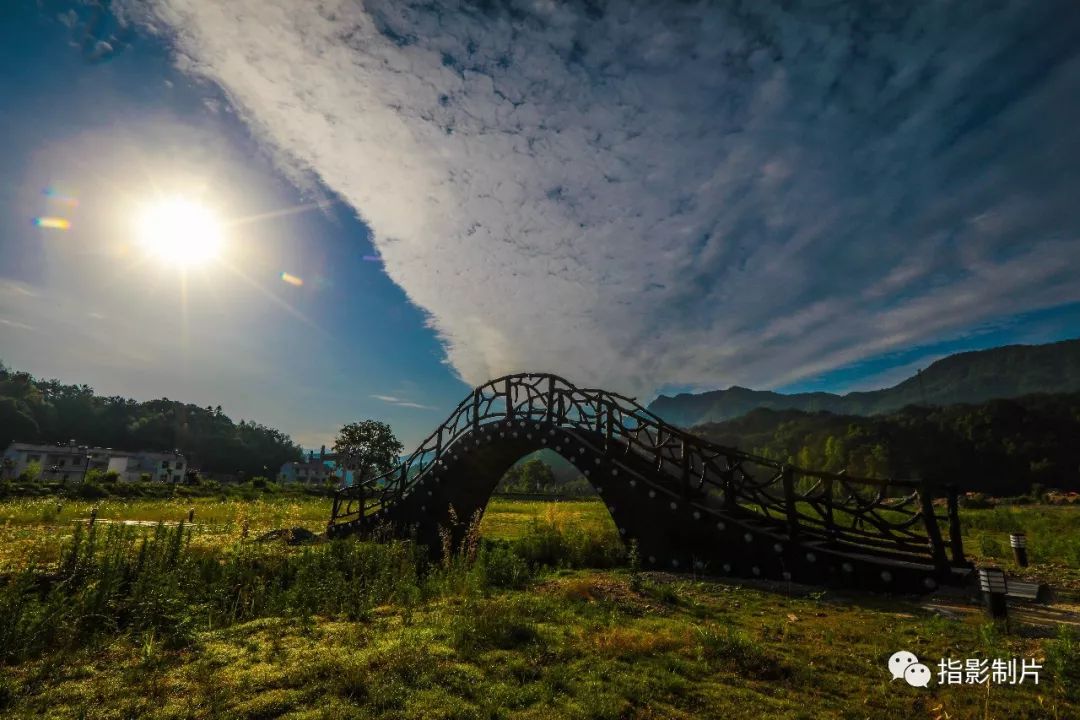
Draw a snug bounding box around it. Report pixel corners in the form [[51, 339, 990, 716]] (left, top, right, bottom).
[[277, 446, 338, 484], [2, 441, 187, 483]]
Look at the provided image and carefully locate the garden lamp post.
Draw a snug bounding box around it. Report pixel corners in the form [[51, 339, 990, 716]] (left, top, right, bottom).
[[978, 566, 1008, 621], [1009, 533, 1028, 567]]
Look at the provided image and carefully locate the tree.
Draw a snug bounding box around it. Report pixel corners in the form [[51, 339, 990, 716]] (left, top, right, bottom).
[[520, 458, 555, 492], [0, 362, 304, 477], [0, 396, 38, 448], [496, 457, 568, 494], [823, 435, 845, 472], [333, 420, 404, 485]]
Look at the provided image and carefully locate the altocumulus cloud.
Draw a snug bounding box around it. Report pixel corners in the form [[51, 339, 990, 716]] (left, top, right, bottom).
[[116, 0, 1080, 395]]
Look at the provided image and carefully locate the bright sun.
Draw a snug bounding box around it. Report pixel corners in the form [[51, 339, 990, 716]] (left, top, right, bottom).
[[135, 196, 224, 266]]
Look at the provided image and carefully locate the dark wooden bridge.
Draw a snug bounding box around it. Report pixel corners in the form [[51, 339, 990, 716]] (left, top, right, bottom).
[[329, 373, 972, 593]]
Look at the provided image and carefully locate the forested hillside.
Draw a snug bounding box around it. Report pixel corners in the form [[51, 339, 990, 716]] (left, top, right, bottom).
[[693, 393, 1080, 495], [0, 362, 302, 476], [650, 339, 1080, 426]]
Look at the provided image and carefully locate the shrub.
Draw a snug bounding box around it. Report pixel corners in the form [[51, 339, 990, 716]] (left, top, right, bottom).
[[0, 522, 447, 665], [510, 517, 625, 569], [509, 518, 565, 567], [74, 482, 107, 500], [479, 542, 533, 589], [0, 500, 624, 667], [17, 461, 41, 483]]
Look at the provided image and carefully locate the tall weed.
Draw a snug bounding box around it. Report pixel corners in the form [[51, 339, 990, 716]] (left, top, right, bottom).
[[1, 504, 625, 664]]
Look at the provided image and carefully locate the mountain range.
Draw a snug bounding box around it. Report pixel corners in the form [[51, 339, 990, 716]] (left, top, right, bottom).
[[646, 338, 1080, 427]]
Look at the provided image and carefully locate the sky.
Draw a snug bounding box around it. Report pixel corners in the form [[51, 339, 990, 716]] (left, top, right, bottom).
[[1, 1, 1079, 450]]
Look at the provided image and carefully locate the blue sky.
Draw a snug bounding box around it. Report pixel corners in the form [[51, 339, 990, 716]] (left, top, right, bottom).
[[2, 1, 1079, 449]]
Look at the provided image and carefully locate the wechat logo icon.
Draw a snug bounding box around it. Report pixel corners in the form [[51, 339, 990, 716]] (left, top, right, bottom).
[[889, 650, 932, 688]]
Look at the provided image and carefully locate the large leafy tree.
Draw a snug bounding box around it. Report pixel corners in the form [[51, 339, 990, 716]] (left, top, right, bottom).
[[0, 397, 38, 449], [333, 420, 404, 484], [510, 458, 556, 492]]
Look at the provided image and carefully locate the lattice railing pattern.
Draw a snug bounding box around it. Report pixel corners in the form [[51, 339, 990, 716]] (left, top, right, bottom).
[[331, 373, 965, 568]]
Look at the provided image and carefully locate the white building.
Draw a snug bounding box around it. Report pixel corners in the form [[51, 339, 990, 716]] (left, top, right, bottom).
[[106, 450, 188, 483], [2, 441, 187, 483], [278, 447, 336, 484]]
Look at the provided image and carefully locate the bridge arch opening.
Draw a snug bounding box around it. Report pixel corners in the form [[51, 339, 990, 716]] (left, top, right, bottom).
[[479, 450, 625, 565]]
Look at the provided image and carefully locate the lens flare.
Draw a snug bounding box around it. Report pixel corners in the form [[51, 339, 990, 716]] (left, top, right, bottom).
[[34, 217, 71, 230], [43, 188, 79, 207], [280, 272, 304, 287]]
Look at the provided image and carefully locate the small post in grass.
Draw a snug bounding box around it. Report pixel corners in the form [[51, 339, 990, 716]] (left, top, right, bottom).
[[1009, 532, 1028, 567], [978, 566, 1008, 621]]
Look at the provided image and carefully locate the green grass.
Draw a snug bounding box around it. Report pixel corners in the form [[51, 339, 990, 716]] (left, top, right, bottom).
[[960, 505, 1080, 565], [0, 495, 332, 529], [478, 499, 613, 540], [0, 496, 332, 571], [2, 569, 1074, 719], [0, 497, 1078, 718], [6, 495, 1079, 588], [959, 505, 1080, 593], [488, 498, 1080, 592]]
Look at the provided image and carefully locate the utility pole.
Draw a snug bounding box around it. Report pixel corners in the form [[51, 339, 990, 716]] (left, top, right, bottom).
[[917, 368, 927, 406]]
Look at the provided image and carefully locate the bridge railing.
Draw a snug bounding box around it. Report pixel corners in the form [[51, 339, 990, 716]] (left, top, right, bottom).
[[330, 373, 966, 571]]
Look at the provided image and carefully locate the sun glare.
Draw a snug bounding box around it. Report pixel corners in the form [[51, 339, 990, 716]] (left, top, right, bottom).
[[135, 196, 224, 266]]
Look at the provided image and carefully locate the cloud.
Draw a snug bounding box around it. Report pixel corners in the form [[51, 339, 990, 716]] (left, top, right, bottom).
[[0, 281, 38, 298], [0, 317, 36, 332], [372, 394, 436, 410], [117, 1, 1080, 396]]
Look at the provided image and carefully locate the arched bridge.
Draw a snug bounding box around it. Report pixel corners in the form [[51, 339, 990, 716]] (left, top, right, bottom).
[[329, 373, 972, 593]]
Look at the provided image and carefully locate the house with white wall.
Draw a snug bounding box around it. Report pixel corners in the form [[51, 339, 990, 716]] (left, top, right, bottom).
[[106, 450, 187, 483], [2, 441, 91, 482], [2, 441, 187, 483]]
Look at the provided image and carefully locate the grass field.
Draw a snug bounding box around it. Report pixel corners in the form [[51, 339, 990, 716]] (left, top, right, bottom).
[[959, 505, 1080, 592], [0, 496, 331, 572], [1, 495, 1079, 719]]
